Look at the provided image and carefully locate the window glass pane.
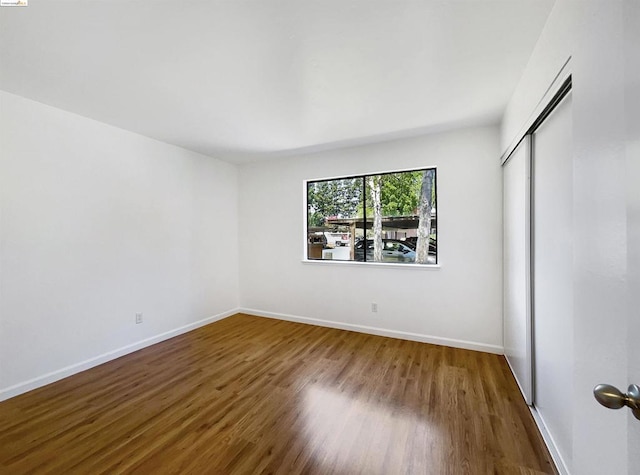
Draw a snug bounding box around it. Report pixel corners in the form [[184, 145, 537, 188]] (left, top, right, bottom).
[[307, 177, 362, 261], [364, 170, 436, 264]]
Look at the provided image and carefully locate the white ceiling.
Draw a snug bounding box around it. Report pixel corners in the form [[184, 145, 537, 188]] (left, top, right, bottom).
[[0, 0, 554, 163]]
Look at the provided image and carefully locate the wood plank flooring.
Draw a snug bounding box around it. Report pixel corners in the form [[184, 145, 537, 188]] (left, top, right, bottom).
[[0, 313, 556, 474]]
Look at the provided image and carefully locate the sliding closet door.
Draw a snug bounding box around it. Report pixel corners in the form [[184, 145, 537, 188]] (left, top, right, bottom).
[[503, 137, 532, 404], [532, 91, 574, 466]]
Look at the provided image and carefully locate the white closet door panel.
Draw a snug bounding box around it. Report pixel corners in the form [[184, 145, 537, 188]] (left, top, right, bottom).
[[533, 92, 574, 467], [503, 137, 532, 404]]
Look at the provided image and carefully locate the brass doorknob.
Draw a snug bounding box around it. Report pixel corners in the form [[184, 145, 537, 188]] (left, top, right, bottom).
[[593, 383, 640, 420]]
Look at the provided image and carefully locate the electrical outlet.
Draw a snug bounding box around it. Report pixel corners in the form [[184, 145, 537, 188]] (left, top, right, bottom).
[[135, 312, 143, 324], [371, 302, 378, 313]]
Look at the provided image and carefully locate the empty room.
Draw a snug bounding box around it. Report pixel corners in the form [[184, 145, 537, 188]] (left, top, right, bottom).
[[1, 1, 638, 474]]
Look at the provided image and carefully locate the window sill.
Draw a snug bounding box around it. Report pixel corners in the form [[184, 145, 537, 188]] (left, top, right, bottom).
[[301, 259, 441, 270]]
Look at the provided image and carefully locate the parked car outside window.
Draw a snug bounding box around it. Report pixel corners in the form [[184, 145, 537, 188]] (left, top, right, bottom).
[[354, 239, 417, 263], [404, 236, 437, 254]]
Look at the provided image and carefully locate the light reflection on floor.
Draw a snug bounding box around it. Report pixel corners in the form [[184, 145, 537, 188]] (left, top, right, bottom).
[[301, 385, 435, 473]]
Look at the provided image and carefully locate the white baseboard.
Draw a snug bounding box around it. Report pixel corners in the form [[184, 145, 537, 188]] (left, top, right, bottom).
[[2, 308, 503, 402], [529, 406, 571, 475], [0, 308, 239, 402], [239, 307, 503, 355]]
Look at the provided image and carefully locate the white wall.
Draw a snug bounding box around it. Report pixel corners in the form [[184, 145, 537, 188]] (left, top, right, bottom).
[[501, 1, 631, 473], [238, 126, 503, 352], [0, 91, 240, 399]]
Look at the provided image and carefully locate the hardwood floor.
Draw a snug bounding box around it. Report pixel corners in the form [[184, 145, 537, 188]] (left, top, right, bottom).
[[0, 313, 556, 474]]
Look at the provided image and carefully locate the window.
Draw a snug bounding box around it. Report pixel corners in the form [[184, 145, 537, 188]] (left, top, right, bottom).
[[306, 168, 437, 265]]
